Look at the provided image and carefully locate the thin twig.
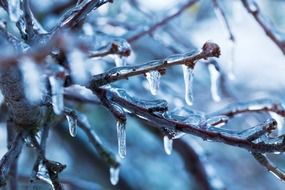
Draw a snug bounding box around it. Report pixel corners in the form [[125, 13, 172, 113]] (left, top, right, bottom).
[[241, 0, 285, 55], [127, 0, 199, 43], [252, 152, 285, 181], [212, 0, 235, 42]]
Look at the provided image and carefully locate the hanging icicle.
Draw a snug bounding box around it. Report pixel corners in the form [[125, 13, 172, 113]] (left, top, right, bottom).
[[182, 65, 194, 106], [110, 166, 120, 185], [208, 64, 221, 102], [163, 135, 173, 155], [145, 70, 161, 95], [116, 121, 126, 159]]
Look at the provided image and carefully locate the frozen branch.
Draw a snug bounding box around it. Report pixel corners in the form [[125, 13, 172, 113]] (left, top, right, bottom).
[[90, 87, 285, 154], [252, 152, 285, 181], [89, 41, 220, 88], [0, 130, 25, 186], [241, 0, 285, 55], [55, 0, 113, 30], [212, 99, 285, 117], [127, 0, 199, 42]]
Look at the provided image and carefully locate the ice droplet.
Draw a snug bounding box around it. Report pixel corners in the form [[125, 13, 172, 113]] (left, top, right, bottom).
[[66, 115, 77, 137], [163, 136, 173, 155], [49, 76, 64, 115], [182, 65, 194, 106], [67, 49, 89, 85], [36, 161, 54, 190], [146, 70, 161, 95], [208, 64, 221, 102], [8, 0, 22, 22], [20, 57, 44, 104], [110, 166, 120, 185], [117, 121, 126, 159]]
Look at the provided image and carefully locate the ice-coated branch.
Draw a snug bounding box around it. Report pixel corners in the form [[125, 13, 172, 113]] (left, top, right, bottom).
[[55, 0, 113, 30], [29, 135, 66, 190], [89, 41, 220, 88], [252, 152, 285, 181], [0, 130, 25, 186], [212, 99, 285, 117], [241, 0, 285, 55], [90, 87, 285, 154], [88, 40, 131, 58], [127, 0, 199, 42]]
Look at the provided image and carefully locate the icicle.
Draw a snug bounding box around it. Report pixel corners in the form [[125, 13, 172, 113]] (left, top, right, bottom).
[[208, 64, 221, 102], [163, 136, 173, 155], [49, 76, 64, 115], [67, 49, 89, 85], [110, 166, 120, 185], [182, 65, 194, 106], [36, 161, 54, 190], [116, 121, 126, 159], [145, 70, 161, 95], [8, 0, 22, 22], [66, 115, 78, 137], [20, 57, 44, 104], [228, 40, 236, 79]]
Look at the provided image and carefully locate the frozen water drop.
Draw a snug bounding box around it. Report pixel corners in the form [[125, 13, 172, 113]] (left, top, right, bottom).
[[66, 115, 78, 137], [117, 121, 126, 159], [110, 166, 120, 185], [20, 57, 44, 104], [67, 49, 90, 85], [182, 65, 194, 106], [49, 76, 64, 115], [146, 70, 161, 95], [208, 64, 221, 102], [163, 136, 173, 155], [8, 0, 22, 22]]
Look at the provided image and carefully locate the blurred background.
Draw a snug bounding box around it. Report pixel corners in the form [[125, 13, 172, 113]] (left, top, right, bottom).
[[1, 0, 285, 189]]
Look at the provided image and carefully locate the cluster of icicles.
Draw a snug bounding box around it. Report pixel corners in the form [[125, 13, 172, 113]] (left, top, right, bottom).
[[18, 51, 224, 187], [6, 0, 226, 187]]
